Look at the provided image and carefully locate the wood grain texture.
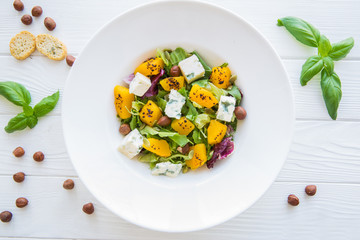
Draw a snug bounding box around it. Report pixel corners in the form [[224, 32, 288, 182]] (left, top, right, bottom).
[[0, 177, 359, 240], [0, 115, 359, 184], [0, 57, 359, 120], [0, 0, 359, 59]]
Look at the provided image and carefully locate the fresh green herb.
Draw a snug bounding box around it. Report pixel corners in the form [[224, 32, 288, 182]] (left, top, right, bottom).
[[169, 47, 188, 66], [140, 126, 190, 147], [194, 114, 211, 129], [320, 69, 342, 120], [191, 51, 212, 78], [0, 81, 59, 133], [277, 17, 320, 47], [192, 129, 202, 144], [277, 16, 354, 119], [0, 81, 31, 106], [220, 63, 228, 68], [185, 100, 198, 121], [159, 150, 194, 162]]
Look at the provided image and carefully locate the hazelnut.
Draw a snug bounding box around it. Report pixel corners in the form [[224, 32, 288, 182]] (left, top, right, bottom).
[[66, 55, 76, 67], [13, 172, 25, 183], [234, 106, 247, 120], [157, 116, 171, 127], [44, 17, 56, 31], [21, 14, 32, 25], [119, 123, 131, 135], [15, 197, 28, 208], [63, 179, 75, 190], [288, 194, 299, 206], [0, 211, 12, 223], [170, 65, 181, 77], [305, 185, 317, 196], [31, 6, 43, 17], [82, 203, 94, 214], [13, 146, 25, 157], [33, 151, 44, 162], [13, 0, 24, 11], [177, 143, 190, 155]]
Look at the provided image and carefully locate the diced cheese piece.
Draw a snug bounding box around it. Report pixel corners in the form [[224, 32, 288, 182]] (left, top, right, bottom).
[[129, 72, 151, 96], [216, 95, 236, 122], [165, 89, 186, 119], [178, 55, 205, 83], [151, 162, 182, 177], [117, 129, 144, 159]]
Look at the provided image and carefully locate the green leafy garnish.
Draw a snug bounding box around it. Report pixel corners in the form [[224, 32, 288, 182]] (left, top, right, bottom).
[[140, 126, 190, 147], [277, 16, 354, 119], [227, 85, 242, 104], [0, 81, 59, 133], [192, 51, 212, 78]]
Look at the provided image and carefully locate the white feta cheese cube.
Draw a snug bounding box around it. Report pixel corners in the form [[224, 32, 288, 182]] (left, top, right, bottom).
[[151, 162, 182, 177], [165, 89, 186, 119], [216, 95, 236, 122], [178, 55, 205, 83], [118, 129, 144, 159], [129, 72, 151, 96]]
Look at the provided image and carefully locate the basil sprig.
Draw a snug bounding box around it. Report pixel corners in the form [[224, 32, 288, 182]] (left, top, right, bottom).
[[277, 16, 354, 120], [0, 81, 59, 133]]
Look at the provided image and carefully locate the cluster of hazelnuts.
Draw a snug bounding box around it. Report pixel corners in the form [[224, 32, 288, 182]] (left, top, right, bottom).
[[13, 0, 56, 31], [0, 147, 94, 223]]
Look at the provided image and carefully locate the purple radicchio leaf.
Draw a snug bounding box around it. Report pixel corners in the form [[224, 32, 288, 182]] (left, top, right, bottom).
[[143, 69, 165, 97], [206, 137, 235, 169], [123, 73, 135, 85]]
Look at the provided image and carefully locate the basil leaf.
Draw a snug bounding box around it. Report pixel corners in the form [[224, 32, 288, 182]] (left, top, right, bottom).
[[23, 105, 33, 116], [227, 85, 242, 104], [300, 56, 324, 86], [5, 113, 28, 133], [33, 91, 59, 117], [321, 69, 342, 120], [328, 37, 355, 61], [26, 115, 38, 129], [277, 17, 320, 47], [191, 51, 212, 78], [318, 35, 332, 57], [0, 81, 31, 107], [169, 48, 188, 66], [323, 56, 334, 74]]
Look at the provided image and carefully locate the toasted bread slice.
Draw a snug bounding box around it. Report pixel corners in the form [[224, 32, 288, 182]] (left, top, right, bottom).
[[35, 34, 67, 61], [9, 31, 36, 60]]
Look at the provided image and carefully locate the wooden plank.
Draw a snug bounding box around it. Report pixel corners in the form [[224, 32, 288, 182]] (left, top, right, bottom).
[[0, 0, 359, 58], [0, 56, 359, 120], [0, 115, 359, 184], [0, 177, 359, 239]]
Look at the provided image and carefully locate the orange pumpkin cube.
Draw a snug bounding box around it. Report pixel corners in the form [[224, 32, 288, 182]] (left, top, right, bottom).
[[189, 84, 218, 108], [207, 120, 227, 145], [139, 100, 162, 126], [114, 85, 134, 119], [186, 144, 207, 170]]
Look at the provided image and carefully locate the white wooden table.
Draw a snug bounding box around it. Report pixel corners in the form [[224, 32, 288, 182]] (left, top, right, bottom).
[[1, 0, 359, 239]]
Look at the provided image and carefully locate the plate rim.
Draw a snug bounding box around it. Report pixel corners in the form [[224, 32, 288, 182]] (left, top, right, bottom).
[[62, 0, 295, 232]]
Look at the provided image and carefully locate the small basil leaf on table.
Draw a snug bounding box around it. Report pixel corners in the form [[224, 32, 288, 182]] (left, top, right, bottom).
[[4, 112, 28, 133], [323, 56, 334, 74], [318, 35, 332, 57], [277, 17, 320, 47], [26, 115, 38, 129], [33, 91, 60, 117], [300, 56, 324, 86], [0, 81, 31, 107], [23, 105, 33, 116], [321, 69, 342, 120], [328, 37, 355, 61]]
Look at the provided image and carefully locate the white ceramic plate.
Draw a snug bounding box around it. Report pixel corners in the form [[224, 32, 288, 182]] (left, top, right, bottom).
[[62, 0, 294, 232]]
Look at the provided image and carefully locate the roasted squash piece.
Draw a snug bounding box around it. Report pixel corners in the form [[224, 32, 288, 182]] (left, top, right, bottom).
[[171, 117, 195, 136], [186, 144, 207, 170], [207, 120, 227, 145], [139, 100, 162, 127], [114, 85, 134, 119], [143, 138, 171, 157], [159, 76, 185, 91], [189, 84, 218, 108], [210, 66, 232, 89], [134, 57, 164, 76]]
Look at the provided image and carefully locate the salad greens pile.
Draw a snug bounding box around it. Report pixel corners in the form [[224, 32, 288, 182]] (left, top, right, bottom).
[[116, 47, 245, 176]]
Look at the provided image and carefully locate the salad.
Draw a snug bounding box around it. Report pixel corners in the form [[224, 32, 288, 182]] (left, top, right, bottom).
[[114, 47, 246, 177]]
